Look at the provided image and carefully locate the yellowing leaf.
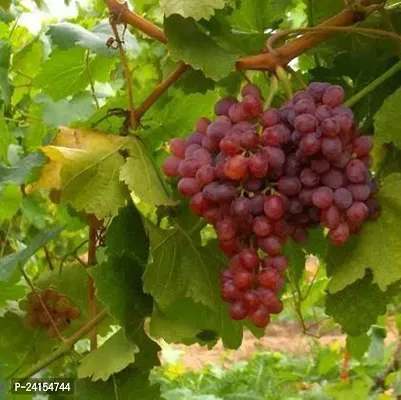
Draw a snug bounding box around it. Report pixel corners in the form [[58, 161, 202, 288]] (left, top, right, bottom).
[[38, 127, 130, 218]]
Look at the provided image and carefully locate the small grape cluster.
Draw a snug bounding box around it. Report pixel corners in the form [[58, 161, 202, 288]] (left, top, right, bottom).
[[162, 81, 379, 328], [24, 289, 81, 337]]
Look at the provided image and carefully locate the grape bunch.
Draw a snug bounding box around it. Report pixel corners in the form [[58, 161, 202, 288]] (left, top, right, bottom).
[[162, 81, 380, 328], [24, 289, 81, 337]]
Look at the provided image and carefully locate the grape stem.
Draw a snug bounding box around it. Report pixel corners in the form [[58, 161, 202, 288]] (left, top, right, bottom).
[[15, 309, 108, 380], [264, 75, 279, 108], [275, 66, 293, 99], [345, 60, 401, 107]]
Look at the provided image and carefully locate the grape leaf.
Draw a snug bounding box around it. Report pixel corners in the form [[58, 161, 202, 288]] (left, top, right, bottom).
[[78, 330, 138, 381], [143, 219, 221, 309], [346, 333, 371, 361], [374, 86, 401, 149], [165, 15, 239, 81], [0, 153, 45, 185], [0, 67, 11, 104], [325, 273, 396, 336], [229, 0, 292, 32], [40, 128, 131, 218], [161, 0, 227, 21], [150, 297, 244, 349], [119, 137, 175, 206], [327, 173, 401, 293], [106, 203, 149, 265], [47, 21, 139, 56], [75, 367, 161, 400], [0, 185, 22, 222], [34, 47, 90, 101], [0, 226, 63, 281], [0, 280, 25, 309]]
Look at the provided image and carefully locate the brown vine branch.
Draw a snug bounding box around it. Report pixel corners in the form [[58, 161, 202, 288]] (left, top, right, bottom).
[[266, 26, 401, 54], [135, 61, 188, 121], [340, 345, 350, 381], [16, 309, 108, 380], [43, 245, 54, 271], [87, 215, 99, 350], [105, 0, 167, 44], [109, 13, 137, 129]]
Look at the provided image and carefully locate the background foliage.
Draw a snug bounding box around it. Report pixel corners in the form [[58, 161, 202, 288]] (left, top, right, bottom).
[[1, 0, 401, 399]]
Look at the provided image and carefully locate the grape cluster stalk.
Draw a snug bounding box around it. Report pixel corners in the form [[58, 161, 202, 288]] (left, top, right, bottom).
[[162, 81, 380, 329], [24, 289, 81, 337]]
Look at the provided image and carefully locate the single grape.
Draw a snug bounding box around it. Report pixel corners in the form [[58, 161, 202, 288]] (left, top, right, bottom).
[[294, 99, 317, 115], [185, 143, 202, 158], [249, 153, 269, 178], [353, 136, 373, 157], [292, 91, 314, 104], [187, 132, 204, 145], [202, 136, 219, 152], [162, 156, 181, 177], [321, 169, 344, 189], [178, 178, 201, 197], [277, 177, 302, 196], [215, 96, 237, 116], [346, 159, 368, 183], [320, 205, 340, 229], [312, 186, 334, 209], [322, 137, 342, 161], [179, 157, 202, 178], [315, 104, 333, 121], [333, 188, 353, 210], [244, 290, 260, 311], [231, 197, 251, 219], [279, 106, 296, 125], [264, 195, 285, 220], [207, 121, 230, 143], [242, 83, 262, 99], [170, 138, 187, 158], [258, 268, 284, 292], [273, 219, 293, 238], [262, 146, 286, 169], [220, 269, 234, 284], [232, 121, 253, 132], [299, 188, 314, 206], [260, 108, 280, 127], [300, 133, 321, 155], [346, 184, 371, 201], [252, 216, 273, 237], [220, 134, 241, 155], [294, 114, 318, 134], [334, 113, 353, 133], [321, 118, 340, 137], [190, 192, 210, 215], [249, 306, 271, 328], [203, 206, 220, 224], [288, 199, 303, 215], [196, 165, 215, 186], [307, 82, 330, 102], [221, 282, 241, 303], [322, 85, 344, 108], [216, 217, 237, 240], [263, 256, 288, 276], [239, 249, 260, 271], [229, 102, 247, 123], [240, 130, 259, 149], [193, 149, 212, 165], [243, 94, 262, 117], [292, 226, 308, 243], [250, 194, 266, 216], [258, 235, 283, 256], [331, 151, 351, 169], [195, 117, 211, 134], [346, 201, 369, 224], [243, 178, 263, 192], [229, 301, 249, 320], [329, 222, 350, 246], [300, 168, 320, 188], [215, 184, 237, 204], [284, 154, 301, 177], [311, 158, 331, 174], [219, 238, 240, 256], [224, 154, 249, 180], [234, 270, 254, 290]]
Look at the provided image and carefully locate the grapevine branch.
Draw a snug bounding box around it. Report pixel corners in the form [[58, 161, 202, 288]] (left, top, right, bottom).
[[105, 0, 385, 122], [16, 309, 108, 380], [87, 215, 99, 350]]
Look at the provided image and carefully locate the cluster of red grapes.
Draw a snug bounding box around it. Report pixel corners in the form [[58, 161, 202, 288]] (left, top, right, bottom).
[[162, 81, 380, 329], [24, 289, 81, 337]]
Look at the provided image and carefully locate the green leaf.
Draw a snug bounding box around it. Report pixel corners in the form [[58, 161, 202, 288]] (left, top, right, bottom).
[[38, 92, 97, 127], [374, 87, 401, 149], [0, 226, 63, 281], [0, 107, 10, 162], [34, 47, 90, 101], [346, 333, 371, 361], [24, 120, 47, 151], [165, 15, 239, 80], [106, 202, 149, 265], [328, 173, 401, 293], [47, 21, 139, 56], [0, 280, 25, 308], [0, 185, 22, 222], [0, 67, 11, 104], [0, 0, 11, 10], [119, 137, 175, 206], [78, 330, 138, 381], [325, 273, 396, 336], [368, 325, 386, 362], [161, 0, 227, 21], [324, 379, 372, 400], [0, 153, 45, 186], [229, 0, 292, 32], [143, 219, 221, 309], [75, 367, 161, 400]]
